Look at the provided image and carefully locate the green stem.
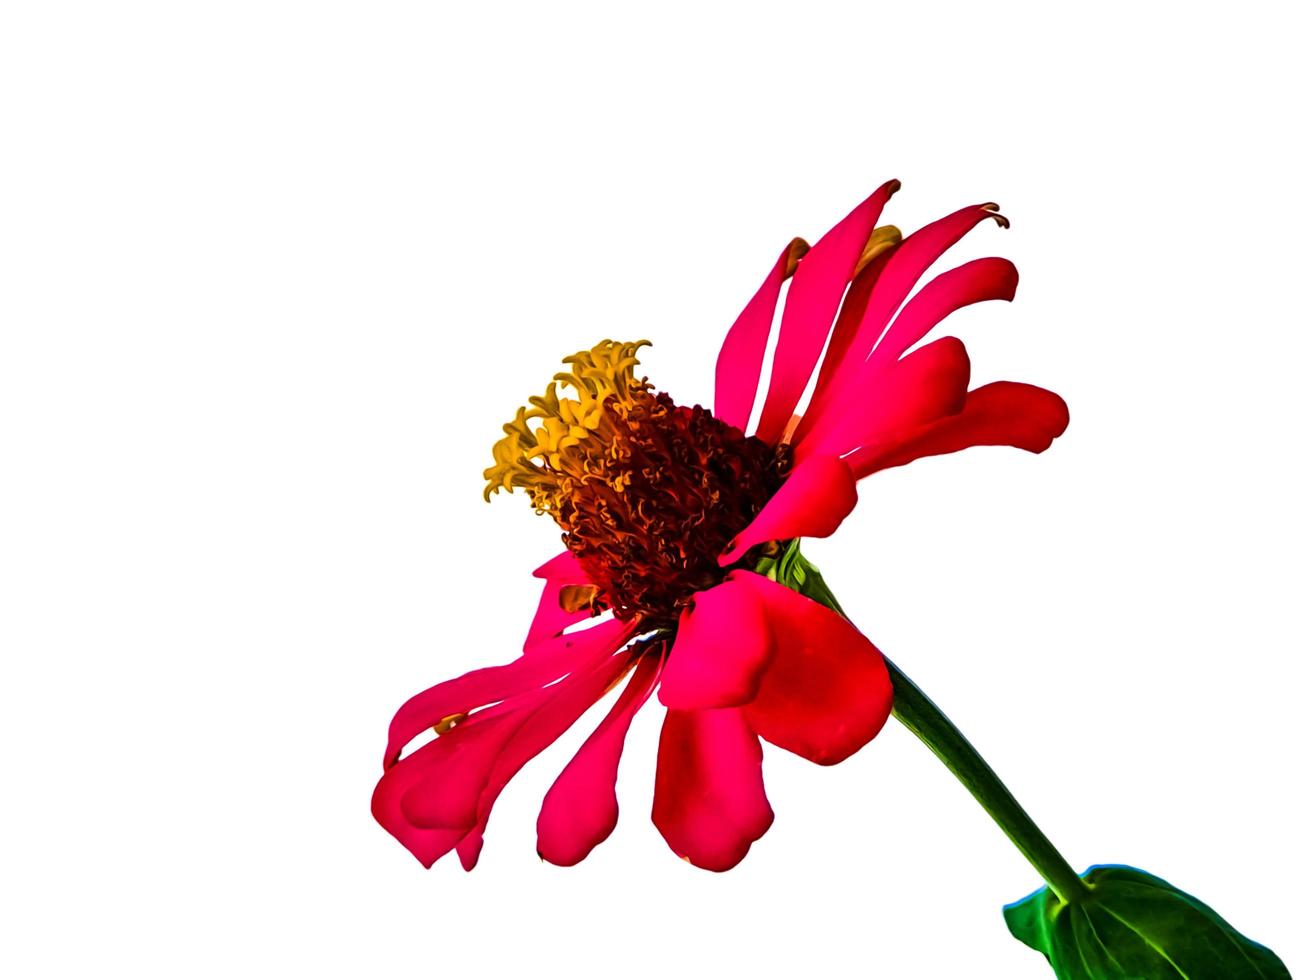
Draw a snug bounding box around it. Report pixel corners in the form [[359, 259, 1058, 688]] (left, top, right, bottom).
[[885, 659, 1090, 904], [796, 554, 1090, 905]]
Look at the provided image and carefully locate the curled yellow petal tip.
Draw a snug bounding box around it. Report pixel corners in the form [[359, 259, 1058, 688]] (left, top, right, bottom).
[[483, 340, 653, 508]]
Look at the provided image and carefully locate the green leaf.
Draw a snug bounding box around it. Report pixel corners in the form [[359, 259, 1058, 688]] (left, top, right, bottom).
[[1004, 866, 1290, 979]]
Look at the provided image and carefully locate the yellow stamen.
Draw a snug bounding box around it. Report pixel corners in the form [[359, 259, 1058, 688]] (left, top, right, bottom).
[[482, 340, 651, 507], [433, 712, 467, 734], [559, 583, 601, 613], [854, 224, 903, 277]]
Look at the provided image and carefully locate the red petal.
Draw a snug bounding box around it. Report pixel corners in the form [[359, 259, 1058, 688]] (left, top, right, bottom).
[[867, 257, 1018, 369], [652, 707, 774, 871], [736, 573, 893, 765], [453, 649, 637, 870], [455, 832, 484, 871], [533, 549, 582, 580], [807, 244, 898, 409], [381, 647, 635, 869], [713, 238, 809, 431], [803, 203, 1007, 433], [384, 617, 632, 768], [846, 381, 1069, 478], [658, 577, 774, 710], [754, 180, 900, 444], [524, 551, 598, 654], [395, 709, 532, 830], [794, 336, 971, 463], [371, 749, 471, 868], [717, 455, 857, 566], [536, 654, 662, 866]]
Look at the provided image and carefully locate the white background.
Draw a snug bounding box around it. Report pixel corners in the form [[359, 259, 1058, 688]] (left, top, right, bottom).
[[3, 2, 1304, 977]]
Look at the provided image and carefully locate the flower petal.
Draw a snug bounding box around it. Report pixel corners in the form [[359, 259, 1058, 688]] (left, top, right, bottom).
[[525, 551, 599, 654], [713, 238, 809, 431], [866, 257, 1018, 369], [384, 617, 633, 768], [397, 710, 531, 831], [652, 707, 773, 871], [371, 748, 471, 868], [455, 832, 483, 871], [658, 577, 774, 710], [794, 336, 971, 463], [450, 649, 637, 870], [384, 646, 635, 869], [536, 654, 662, 866], [807, 242, 899, 408], [845, 381, 1070, 478], [799, 203, 1007, 439], [735, 573, 893, 765], [754, 180, 900, 444], [717, 455, 857, 566]]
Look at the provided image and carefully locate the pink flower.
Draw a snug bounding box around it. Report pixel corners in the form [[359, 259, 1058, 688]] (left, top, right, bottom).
[[373, 180, 1069, 871]]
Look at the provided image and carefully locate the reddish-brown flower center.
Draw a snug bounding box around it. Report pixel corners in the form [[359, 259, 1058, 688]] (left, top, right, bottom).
[[485, 341, 788, 627]]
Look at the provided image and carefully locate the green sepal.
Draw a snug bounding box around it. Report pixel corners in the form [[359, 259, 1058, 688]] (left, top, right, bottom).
[[754, 539, 844, 613], [1004, 865, 1290, 979]]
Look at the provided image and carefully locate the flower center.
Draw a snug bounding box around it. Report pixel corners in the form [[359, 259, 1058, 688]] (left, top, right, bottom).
[[485, 340, 788, 628]]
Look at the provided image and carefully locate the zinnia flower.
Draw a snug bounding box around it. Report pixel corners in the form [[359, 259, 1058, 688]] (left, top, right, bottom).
[[373, 179, 1069, 872]]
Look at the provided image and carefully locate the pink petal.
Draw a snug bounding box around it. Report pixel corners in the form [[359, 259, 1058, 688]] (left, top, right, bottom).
[[799, 203, 1007, 440], [525, 551, 598, 654], [754, 180, 900, 444], [651, 707, 774, 872], [717, 455, 857, 566], [734, 573, 893, 765], [713, 238, 809, 431], [657, 576, 774, 710], [846, 381, 1070, 478], [533, 549, 582, 580], [807, 244, 899, 409], [866, 257, 1018, 370], [454, 649, 638, 870], [794, 336, 971, 463], [851, 203, 1008, 364], [384, 617, 633, 768], [397, 709, 532, 830], [456, 832, 484, 871], [536, 654, 663, 866], [371, 748, 471, 868]]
